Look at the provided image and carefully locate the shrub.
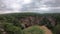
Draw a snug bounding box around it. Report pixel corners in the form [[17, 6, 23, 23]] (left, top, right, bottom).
[[53, 24, 60, 34], [4, 23, 23, 34]]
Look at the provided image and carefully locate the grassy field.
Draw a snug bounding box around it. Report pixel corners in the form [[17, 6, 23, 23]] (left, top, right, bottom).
[[23, 25, 52, 34]]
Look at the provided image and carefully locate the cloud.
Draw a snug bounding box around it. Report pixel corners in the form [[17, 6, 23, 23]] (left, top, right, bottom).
[[23, 0, 32, 4], [0, 0, 60, 14]]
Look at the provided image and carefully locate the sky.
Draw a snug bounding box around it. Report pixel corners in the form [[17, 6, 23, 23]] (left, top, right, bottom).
[[0, 0, 60, 14]]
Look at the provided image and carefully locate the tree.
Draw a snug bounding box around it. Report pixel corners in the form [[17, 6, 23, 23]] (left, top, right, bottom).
[[4, 23, 23, 34]]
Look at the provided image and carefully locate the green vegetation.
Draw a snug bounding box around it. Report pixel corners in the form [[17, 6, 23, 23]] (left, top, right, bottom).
[[53, 24, 60, 34], [23, 26, 44, 34], [0, 13, 60, 34], [0, 23, 23, 34]]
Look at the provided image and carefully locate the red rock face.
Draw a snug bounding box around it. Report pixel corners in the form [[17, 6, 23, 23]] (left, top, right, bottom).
[[20, 16, 57, 29]]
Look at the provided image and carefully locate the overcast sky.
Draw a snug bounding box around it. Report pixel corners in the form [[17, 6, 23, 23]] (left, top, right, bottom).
[[0, 0, 60, 14]]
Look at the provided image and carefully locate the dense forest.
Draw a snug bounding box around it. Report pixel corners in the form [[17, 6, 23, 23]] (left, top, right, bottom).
[[0, 13, 60, 34]]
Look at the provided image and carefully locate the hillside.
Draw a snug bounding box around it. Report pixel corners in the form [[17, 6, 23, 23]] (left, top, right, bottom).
[[23, 26, 52, 34], [0, 13, 60, 34]]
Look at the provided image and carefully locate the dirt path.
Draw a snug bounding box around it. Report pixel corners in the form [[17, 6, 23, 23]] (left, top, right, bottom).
[[39, 26, 52, 34]]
